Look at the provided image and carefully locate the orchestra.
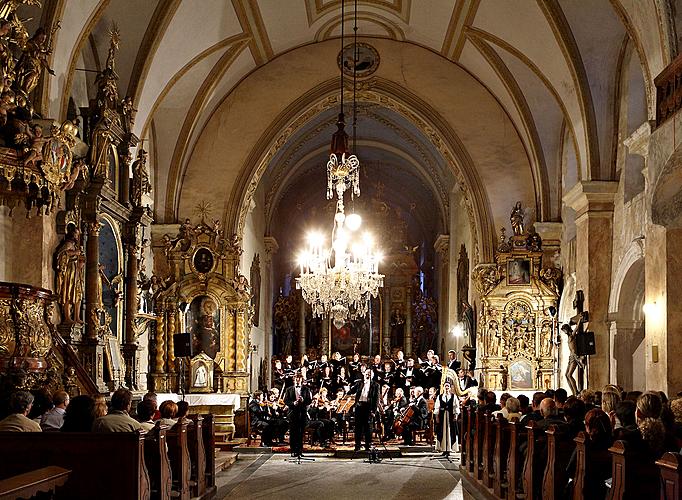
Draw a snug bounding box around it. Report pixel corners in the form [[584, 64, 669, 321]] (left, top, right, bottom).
[[248, 351, 476, 454]]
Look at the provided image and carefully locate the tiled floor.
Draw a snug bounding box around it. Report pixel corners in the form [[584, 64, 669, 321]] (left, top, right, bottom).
[[216, 452, 474, 499]]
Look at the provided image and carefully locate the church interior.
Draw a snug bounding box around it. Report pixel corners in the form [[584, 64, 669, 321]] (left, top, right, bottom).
[[0, 0, 682, 499]]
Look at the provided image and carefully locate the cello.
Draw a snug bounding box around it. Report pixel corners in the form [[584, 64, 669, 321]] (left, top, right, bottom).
[[393, 405, 415, 435]]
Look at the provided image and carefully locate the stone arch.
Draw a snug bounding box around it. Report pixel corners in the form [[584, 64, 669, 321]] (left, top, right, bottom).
[[651, 146, 682, 229], [608, 242, 646, 391]]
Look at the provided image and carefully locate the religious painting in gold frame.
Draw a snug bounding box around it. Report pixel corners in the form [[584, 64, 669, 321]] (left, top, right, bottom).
[[507, 259, 531, 285], [192, 247, 215, 274], [189, 352, 214, 393], [509, 358, 533, 389]]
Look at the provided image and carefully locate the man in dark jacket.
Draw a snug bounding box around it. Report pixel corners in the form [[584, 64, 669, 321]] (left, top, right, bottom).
[[283, 373, 312, 457], [350, 367, 381, 451], [402, 386, 428, 445]]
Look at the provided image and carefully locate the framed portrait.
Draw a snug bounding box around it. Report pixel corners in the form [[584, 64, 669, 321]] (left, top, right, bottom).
[[187, 295, 221, 359], [193, 247, 214, 274], [190, 352, 214, 393], [507, 259, 531, 285], [509, 359, 533, 389]]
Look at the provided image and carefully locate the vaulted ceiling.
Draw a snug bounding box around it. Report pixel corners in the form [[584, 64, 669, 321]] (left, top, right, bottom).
[[36, 0, 678, 256]]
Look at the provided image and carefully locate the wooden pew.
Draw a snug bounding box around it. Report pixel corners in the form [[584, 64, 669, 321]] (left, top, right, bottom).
[[0, 431, 150, 500], [506, 419, 524, 500], [522, 420, 546, 500], [145, 422, 172, 500], [493, 415, 510, 499], [474, 409, 485, 481], [608, 440, 660, 499], [482, 412, 496, 489], [187, 415, 206, 498], [571, 431, 587, 500], [201, 413, 217, 489], [460, 406, 469, 468], [466, 406, 476, 474], [0, 466, 70, 500], [657, 452, 682, 500], [542, 424, 575, 500], [167, 418, 191, 500]]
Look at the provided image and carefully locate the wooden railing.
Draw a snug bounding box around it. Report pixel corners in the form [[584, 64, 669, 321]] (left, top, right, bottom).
[[655, 52, 682, 127]]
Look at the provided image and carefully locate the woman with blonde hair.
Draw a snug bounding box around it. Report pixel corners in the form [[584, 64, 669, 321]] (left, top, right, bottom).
[[93, 394, 108, 418]]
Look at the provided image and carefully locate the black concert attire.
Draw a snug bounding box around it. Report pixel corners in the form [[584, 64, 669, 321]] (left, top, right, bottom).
[[371, 363, 384, 383], [273, 368, 286, 391], [268, 401, 288, 442], [282, 363, 295, 389], [447, 358, 462, 372], [457, 375, 476, 392], [349, 360, 362, 382], [382, 369, 396, 389], [382, 395, 407, 440], [400, 365, 419, 390], [248, 399, 275, 446], [394, 358, 406, 372], [434, 393, 457, 454], [334, 374, 350, 395], [402, 395, 428, 445], [319, 376, 334, 394], [307, 402, 335, 446], [350, 377, 381, 451], [283, 384, 312, 456], [422, 362, 442, 391]]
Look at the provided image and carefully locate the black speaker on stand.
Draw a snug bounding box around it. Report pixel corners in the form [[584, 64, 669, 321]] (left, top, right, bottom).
[[173, 333, 193, 399]]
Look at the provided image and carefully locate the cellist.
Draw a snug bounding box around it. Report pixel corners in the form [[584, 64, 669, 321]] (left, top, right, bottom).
[[401, 386, 428, 445]]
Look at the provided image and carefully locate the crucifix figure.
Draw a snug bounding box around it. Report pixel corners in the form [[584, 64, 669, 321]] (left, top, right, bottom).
[[562, 290, 588, 395]]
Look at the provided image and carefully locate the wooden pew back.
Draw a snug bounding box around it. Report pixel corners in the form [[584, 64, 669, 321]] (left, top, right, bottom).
[[467, 406, 475, 473], [166, 418, 191, 500], [506, 420, 525, 500], [0, 431, 150, 500], [542, 424, 576, 500], [474, 409, 485, 480], [657, 452, 682, 500], [201, 413, 216, 488], [482, 412, 496, 488], [493, 415, 510, 498], [522, 420, 546, 500], [145, 422, 172, 500], [608, 440, 660, 499], [187, 414, 206, 497]]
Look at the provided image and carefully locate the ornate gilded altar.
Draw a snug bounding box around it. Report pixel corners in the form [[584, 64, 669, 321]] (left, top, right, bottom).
[[473, 203, 561, 391], [151, 215, 252, 394]]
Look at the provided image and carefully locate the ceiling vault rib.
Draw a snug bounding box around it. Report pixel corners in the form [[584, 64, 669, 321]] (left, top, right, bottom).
[[165, 37, 251, 222], [465, 26, 582, 183], [467, 34, 549, 222], [232, 0, 274, 66], [128, 0, 181, 114], [441, 0, 479, 61], [537, 0, 601, 180]]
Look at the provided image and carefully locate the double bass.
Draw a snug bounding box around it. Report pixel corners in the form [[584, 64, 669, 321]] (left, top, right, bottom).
[[393, 405, 415, 435]]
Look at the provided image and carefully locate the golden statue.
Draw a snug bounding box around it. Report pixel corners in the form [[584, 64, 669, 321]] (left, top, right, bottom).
[[510, 201, 524, 236], [13, 27, 55, 102], [55, 225, 85, 324], [131, 148, 151, 206]]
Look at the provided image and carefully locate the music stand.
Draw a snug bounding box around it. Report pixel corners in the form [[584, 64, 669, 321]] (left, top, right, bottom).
[[429, 451, 455, 464], [286, 453, 315, 464]]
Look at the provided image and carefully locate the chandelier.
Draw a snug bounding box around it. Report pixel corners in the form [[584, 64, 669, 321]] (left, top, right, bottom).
[[296, 0, 384, 329]]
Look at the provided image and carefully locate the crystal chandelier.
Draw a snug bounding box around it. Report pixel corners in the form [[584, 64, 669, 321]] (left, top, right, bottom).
[[296, 0, 383, 329]]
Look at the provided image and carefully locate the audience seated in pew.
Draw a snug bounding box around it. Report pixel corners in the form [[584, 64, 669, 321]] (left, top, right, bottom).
[[61, 395, 96, 432], [158, 400, 179, 427], [40, 391, 69, 431], [520, 392, 545, 424], [137, 399, 156, 431], [0, 390, 41, 432], [92, 388, 142, 432], [93, 394, 108, 418], [566, 408, 613, 499]]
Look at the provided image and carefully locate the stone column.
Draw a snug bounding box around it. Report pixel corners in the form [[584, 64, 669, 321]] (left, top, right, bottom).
[[167, 304, 176, 374], [84, 220, 102, 341], [298, 292, 306, 356], [434, 235, 449, 355], [382, 288, 391, 356], [405, 286, 413, 356], [263, 237, 278, 386], [564, 181, 618, 389]]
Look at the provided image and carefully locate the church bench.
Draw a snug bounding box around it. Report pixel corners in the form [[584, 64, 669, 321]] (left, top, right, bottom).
[[460, 406, 469, 468], [482, 412, 496, 489], [0, 466, 70, 500], [187, 415, 207, 498], [467, 406, 476, 473], [167, 418, 192, 500], [0, 431, 150, 500], [571, 431, 588, 500], [521, 420, 546, 500], [144, 422, 172, 500], [608, 440, 660, 499], [474, 408, 485, 481], [493, 415, 511, 499], [506, 419, 526, 500], [541, 424, 575, 500], [201, 414, 217, 489], [657, 452, 681, 500]]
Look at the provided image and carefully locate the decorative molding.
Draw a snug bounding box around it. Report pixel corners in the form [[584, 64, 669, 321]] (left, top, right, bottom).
[[232, 0, 274, 65], [562, 181, 618, 219], [441, 0, 480, 61]]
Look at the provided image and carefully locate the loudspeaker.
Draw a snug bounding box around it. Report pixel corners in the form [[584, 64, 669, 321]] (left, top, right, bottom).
[[575, 331, 596, 356], [173, 332, 192, 357]]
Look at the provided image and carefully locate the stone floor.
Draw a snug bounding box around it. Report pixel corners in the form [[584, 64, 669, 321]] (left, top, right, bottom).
[[215, 453, 475, 499]]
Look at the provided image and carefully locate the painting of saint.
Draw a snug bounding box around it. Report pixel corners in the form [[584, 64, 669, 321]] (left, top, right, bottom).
[[507, 259, 531, 285], [189, 296, 220, 359], [509, 360, 533, 389]]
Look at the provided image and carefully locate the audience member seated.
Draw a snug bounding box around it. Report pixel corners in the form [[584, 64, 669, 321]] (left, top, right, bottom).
[[158, 400, 179, 426], [554, 388, 568, 413], [566, 408, 613, 500], [579, 389, 597, 410], [137, 399, 156, 431], [93, 394, 108, 418], [518, 394, 530, 415], [40, 390, 69, 431], [613, 400, 637, 436], [0, 390, 42, 432], [536, 398, 569, 432], [600, 390, 620, 425], [61, 395, 96, 432], [520, 392, 545, 424], [143, 392, 160, 420], [563, 396, 587, 438], [492, 393, 512, 417], [92, 389, 142, 432], [481, 391, 501, 413], [635, 391, 666, 459], [504, 397, 522, 420], [176, 401, 190, 420], [670, 398, 682, 448]]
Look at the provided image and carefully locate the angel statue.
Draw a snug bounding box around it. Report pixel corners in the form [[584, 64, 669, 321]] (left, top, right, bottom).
[[510, 202, 524, 236]]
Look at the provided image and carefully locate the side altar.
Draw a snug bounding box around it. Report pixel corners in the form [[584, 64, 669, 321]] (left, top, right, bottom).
[[472, 203, 562, 391]]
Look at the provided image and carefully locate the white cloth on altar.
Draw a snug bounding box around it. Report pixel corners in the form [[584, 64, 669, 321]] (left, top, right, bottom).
[[155, 393, 241, 410]]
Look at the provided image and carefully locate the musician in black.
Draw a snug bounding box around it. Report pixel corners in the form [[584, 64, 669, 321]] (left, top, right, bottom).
[[283, 373, 313, 457], [399, 358, 419, 391], [447, 350, 461, 372], [394, 350, 406, 372], [349, 353, 362, 382], [382, 387, 408, 441], [248, 391, 275, 447], [402, 386, 428, 445], [283, 355, 295, 389], [371, 354, 384, 382], [350, 366, 381, 451], [273, 359, 286, 391]]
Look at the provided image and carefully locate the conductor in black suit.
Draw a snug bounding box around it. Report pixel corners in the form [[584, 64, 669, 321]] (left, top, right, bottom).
[[447, 350, 461, 372], [283, 372, 312, 457], [350, 366, 381, 451]]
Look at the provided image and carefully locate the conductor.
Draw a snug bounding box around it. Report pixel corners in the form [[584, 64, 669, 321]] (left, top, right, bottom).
[[283, 372, 312, 457], [350, 366, 380, 452]]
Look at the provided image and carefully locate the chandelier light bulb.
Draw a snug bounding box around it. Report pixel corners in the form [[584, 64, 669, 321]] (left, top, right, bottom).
[[345, 213, 362, 231], [335, 211, 346, 224]]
